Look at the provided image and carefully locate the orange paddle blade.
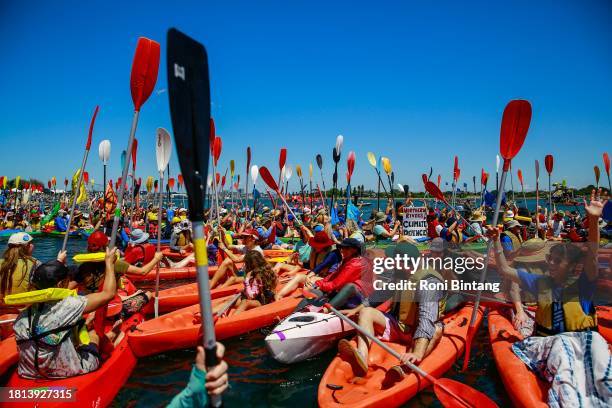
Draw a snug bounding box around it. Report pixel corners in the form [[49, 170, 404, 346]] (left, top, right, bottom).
[[604, 152, 610, 176], [130, 37, 160, 111], [545, 154, 554, 174]]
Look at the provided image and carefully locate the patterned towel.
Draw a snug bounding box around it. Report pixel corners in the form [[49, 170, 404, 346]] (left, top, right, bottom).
[[512, 331, 612, 407]]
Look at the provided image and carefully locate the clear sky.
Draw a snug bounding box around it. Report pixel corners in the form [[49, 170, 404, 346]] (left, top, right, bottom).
[[1, 0, 611, 193]]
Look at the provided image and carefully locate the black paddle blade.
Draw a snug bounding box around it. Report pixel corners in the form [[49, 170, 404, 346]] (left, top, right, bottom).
[[333, 147, 340, 163], [391, 172, 395, 185], [166, 28, 210, 222], [316, 154, 323, 169]]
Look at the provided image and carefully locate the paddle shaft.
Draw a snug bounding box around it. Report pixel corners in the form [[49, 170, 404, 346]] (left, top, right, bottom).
[[469, 168, 508, 328], [103, 164, 107, 212], [61, 148, 90, 252], [154, 171, 164, 318], [109, 111, 139, 249], [214, 292, 241, 319], [192, 220, 222, 408], [325, 303, 472, 408]]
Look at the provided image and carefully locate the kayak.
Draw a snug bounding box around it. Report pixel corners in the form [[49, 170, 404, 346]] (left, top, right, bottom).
[[125, 264, 243, 282], [41, 230, 82, 239], [128, 288, 304, 358], [488, 305, 612, 408], [317, 304, 484, 407], [0, 230, 42, 239], [141, 281, 243, 315], [266, 301, 391, 364], [162, 248, 294, 261], [6, 313, 143, 408], [0, 336, 17, 377]]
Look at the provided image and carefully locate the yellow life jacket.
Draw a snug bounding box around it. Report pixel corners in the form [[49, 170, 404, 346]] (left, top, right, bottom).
[[394, 268, 447, 333], [177, 233, 188, 247], [0, 258, 36, 297], [5, 288, 90, 345], [534, 275, 597, 336]]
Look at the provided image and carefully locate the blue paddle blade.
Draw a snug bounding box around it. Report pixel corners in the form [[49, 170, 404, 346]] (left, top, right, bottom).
[[121, 150, 127, 169]]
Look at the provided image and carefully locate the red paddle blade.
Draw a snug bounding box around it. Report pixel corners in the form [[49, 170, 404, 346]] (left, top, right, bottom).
[[279, 148, 287, 171], [453, 156, 459, 181], [499, 100, 532, 168], [169, 178, 175, 189], [437, 174, 441, 188], [130, 37, 160, 111], [594, 166, 600, 183], [215, 173, 220, 185], [85, 105, 100, 150], [434, 378, 498, 408], [545, 154, 554, 174], [83, 172, 89, 184], [209, 118, 216, 153], [247, 146, 252, 170], [213, 136, 222, 165], [480, 168, 485, 185], [259, 166, 279, 191], [422, 173, 428, 184], [178, 174, 183, 185], [604, 152, 610, 176], [425, 180, 446, 202], [517, 169, 523, 186], [347, 151, 356, 179], [131, 138, 138, 172]]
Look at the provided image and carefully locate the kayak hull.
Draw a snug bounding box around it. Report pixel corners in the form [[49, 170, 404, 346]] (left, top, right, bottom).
[[266, 312, 355, 364], [0, 336, 18, 377], [5, 313, 142, 408], [141, 282, 243, 315], [128, 290, 303, 358], [317, 304, 483, 408]]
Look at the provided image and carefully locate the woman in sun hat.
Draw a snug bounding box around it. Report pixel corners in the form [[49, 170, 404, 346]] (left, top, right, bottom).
[[368, 211, 401, 241], [0, 232, 41, 301], [468, 209, 487, 237]]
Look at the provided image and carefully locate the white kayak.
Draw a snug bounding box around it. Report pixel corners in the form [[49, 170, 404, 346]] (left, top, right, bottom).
[[265, 311, 354, 364]]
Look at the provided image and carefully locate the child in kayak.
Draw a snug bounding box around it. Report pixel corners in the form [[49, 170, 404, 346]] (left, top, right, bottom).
[[336, 242, 446, 388], [10, 248, 121, 379], [210, 228, 264, 289], [0, 233, 39, 304], [214, 250, 278, 316]]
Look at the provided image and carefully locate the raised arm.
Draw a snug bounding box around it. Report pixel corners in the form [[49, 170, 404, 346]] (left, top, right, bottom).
[[485, 226, 520, 284], [84, 248, 118, 313], [583, 189, 607, 282]]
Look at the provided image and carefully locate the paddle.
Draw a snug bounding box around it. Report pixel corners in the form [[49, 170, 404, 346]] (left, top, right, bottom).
[[424, 181, 480, 236], [308, 163, 314, 210], [544, 154, 553, 217], [316, 154, 326, 204], [381, 157, 393, 198], [153, 128, 172, 318], [330, 135, 343, 213], [278, 148, 287, 188], [259, 166, 301, 224], [245, 147, 251, 216], [109, 37, 160, 249], [212, 136, 222, 224], [480, 168, 487, 206], [98, 139, 111, 210], [296, 165, 306, 213], [462, 100, 532, 372], [594, 166, 600, 189], [321, 300, 496, 408], [517, 169, 527, 208], [452, 156, 459, 207], [61, 105, 99, 252], [345, 151, 356, 213], [128, 138, 139, 228], [604, 152, 611, 192], [535, 159, 540, 218], [166, 27, 223, 407]]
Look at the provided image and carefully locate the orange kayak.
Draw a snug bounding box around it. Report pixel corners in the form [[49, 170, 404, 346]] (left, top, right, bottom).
[[128, 289, 303, 358], [162, 248, 293, 261], [317, 304, 484, 407], [141, 281, 243, 315], [6, 313, 143, 408], [126, 263, 242, 282], [488, 305, 612, 408], [0, 336, 17, 377]]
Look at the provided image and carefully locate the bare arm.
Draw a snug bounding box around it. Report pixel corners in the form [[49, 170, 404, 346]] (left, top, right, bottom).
[[486, 226, 521, 284], [84, 248, 118, 313], [583, 189, 607, 282], [126, 252, 164, 276]]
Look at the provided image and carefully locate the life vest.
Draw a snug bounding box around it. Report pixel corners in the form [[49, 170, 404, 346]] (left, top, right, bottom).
[[534, 276, 597, 336], [124, 244, 156, 265], [427, 220, 439, 238], [392, 268, 446, 333], [501, 230, 522, 252], [176, 233, 188, 247], [0, 258, 36, 297]]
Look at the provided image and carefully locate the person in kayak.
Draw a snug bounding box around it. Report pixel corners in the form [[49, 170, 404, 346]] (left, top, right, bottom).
[[367, 211, 401, 241], [209, 228, 264, 289], [214, 250, 278, 315], [336, 242, 446, 387], [11, 248, 122, 379], [54, 209, 69, 232], [487, 189, 606, 337], [170, 218, 193, 254], [0, 233, 39, 306]]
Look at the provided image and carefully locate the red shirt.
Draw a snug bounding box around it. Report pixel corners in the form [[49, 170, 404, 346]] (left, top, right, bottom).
[[316, 256, 373, 296], [124, 243, 156, 265]]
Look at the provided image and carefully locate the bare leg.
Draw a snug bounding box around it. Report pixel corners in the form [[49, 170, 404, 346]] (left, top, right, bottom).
[[233, 299, 261, 316], [275, 274, 308, 300], [219, 276, 243, 289], [210, 258, 237, 288], [356, 307, 387, 362]]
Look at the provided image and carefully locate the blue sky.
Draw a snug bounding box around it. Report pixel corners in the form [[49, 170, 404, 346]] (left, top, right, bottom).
[[1, 0, 611, 192]]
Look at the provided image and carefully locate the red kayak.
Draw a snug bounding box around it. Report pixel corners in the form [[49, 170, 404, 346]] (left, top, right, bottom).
[[6, 313, 143, 408], [0, 336, 18, 377], [317, 304, 484, 407], [488, 305, 611, 408], [126, 263, 241, 282], [128, 288, 303, 358]]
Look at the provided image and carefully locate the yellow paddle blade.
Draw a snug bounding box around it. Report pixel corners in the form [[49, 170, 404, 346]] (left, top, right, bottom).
[[230, 159, 235, 178], [146, 175, 154, 192], [15, 176, 21, 189], [296, 165, 302, 178], [381, 157, 392, 175], [2, 177, 7, 189], [367, 152, 377, 167]]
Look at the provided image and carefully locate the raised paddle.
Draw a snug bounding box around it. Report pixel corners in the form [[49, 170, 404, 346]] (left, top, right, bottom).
[[517, 168, 527, 208], [462, 99, 532, 372], [315, 153, 326, 201], [535, 159, 540, 217], [245, 147, 251, 216], [109, 37, 160, 250], [424, 181, 481, 236], [98, 139, 111, 209], [167, 27, 223, 407], [153, 127, 172, 318], [381, 157, 393, 205], [452, 156, 459, 207], [308, 163, 314, 210], [278, 148, 287, 188], [259, 166, 301, 224], [544, 154, 554, 217], [321, 300, 496, 408], [211, 136, 222, 224], [594, 165, 600, 189], [604, 152, 611, 191], [62, 105, 99, 252]]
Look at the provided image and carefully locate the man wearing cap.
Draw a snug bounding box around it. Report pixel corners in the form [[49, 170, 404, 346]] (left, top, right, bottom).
[[210, 227, 264, 289], [337, 242, 446, 387]]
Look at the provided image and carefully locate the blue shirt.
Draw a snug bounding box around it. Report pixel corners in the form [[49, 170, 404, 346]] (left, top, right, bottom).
[[54, 216, 68, 232], [312, 251, 341, 275], [500, 235, 513, 252]]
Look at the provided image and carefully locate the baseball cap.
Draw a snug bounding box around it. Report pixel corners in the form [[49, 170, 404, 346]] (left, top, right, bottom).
[[7, 232, 33, 246]]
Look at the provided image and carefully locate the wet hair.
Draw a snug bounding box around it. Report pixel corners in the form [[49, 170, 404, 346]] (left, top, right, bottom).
[[0, 245, 35, 297]]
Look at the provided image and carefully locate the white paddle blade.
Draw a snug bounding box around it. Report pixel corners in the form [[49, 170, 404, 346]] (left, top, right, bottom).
[[207, 174, 213, 188], [156, 128, 172, 173], [335, 134, 344, 155], [286, 165, 293, 180], [496, 154, 500, 172], [397, 183, 404, 193], [250, 165, 259, 184], [98, 140, 111, 164]]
